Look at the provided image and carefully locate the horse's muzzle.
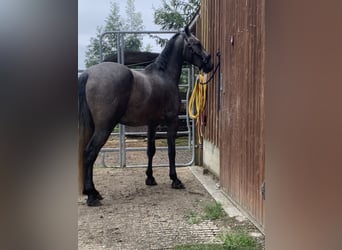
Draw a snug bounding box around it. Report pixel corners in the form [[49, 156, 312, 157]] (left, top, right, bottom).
[[202, 55, 214, 73]]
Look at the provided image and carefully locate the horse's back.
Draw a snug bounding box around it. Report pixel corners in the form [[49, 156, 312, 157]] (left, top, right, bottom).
[[85, 62, 134, 127], [87, 62, 132, 85], [85, 62, 133, 94]]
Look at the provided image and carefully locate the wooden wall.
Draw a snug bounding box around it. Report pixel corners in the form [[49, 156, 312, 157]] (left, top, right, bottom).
[[197, 0, 221, 146], [197, 0, 265, 228]]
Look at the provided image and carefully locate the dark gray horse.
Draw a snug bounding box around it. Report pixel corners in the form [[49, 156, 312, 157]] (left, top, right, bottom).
[[78, 27, 213, 206]]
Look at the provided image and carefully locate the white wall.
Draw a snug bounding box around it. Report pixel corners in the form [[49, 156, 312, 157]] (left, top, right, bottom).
[[202, 139, 220, 177]]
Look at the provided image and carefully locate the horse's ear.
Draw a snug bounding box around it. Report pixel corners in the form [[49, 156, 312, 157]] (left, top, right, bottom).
[[184, 26, 191, 37]]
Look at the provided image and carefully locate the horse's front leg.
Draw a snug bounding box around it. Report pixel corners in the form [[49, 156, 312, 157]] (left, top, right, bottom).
[[146, 125, 157, 186], [167, 120, 185, 189]]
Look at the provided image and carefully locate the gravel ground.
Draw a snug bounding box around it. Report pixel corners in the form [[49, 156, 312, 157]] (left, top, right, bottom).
[[78, 167, 264, 249]]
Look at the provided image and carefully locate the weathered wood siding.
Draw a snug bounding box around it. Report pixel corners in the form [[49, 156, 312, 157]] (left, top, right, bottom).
[[197, 0, 221, 146], [197, 0, 265, 228]]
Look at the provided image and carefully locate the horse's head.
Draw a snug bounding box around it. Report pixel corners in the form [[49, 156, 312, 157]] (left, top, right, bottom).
[[182, 26, 214, 73]]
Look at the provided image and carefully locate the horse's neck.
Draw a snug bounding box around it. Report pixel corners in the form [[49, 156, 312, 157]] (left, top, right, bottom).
[[163, 51, 184, 82], [158, 37, 184, 82]]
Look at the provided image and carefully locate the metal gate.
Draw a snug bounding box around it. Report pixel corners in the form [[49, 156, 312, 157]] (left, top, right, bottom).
[[92, 31, 196, 168]]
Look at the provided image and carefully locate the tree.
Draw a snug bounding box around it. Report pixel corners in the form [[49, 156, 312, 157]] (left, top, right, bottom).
[[84, 0, 144, 68], [144, 44, 153, 52], [153, 0, 200, 31], [104, 1, 123, 52], [123, 0, 144, 51], [84, 26, 105, 68]]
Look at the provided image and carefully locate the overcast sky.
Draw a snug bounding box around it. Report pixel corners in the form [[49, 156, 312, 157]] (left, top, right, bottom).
[[78, 0, 169, 69]]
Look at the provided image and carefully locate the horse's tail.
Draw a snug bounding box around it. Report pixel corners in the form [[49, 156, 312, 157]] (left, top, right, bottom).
[[78, 72, 94, 195]]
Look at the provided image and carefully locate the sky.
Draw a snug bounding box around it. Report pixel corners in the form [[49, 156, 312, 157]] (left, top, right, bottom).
[[78, 0, 170, 69]]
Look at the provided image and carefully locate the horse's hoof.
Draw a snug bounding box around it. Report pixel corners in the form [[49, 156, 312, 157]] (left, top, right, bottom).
[[172, 180, 185, 189], [145, 177, 157, 186], [87, 197, 102, 207], [96, 193, 104, 200], [87, 192, 103, 207], [83, 189, 103, 200]]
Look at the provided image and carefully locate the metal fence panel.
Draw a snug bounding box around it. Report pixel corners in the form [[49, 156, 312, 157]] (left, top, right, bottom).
[[79, 31, 196, 168]]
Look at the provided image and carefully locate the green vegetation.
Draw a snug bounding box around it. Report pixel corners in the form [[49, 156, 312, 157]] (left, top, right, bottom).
[[174, 244, 224, 250], [221, 231, 261, 250], [185, 202, 225, 225], [152, 0, 200, 47], [173, 230, 261, 250], [180, 202, 261, 250], [85, 0, 144, 67], [186, 211, 201, 224], [154, 0, 200, 31], [203, 202, 225, 220]]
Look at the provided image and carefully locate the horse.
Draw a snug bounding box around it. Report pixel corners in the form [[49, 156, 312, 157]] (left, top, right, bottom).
[[78, 26, 213, 206]]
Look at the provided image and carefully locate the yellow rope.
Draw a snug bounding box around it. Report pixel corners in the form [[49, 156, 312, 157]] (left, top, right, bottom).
[[188, 73, 207, 144]]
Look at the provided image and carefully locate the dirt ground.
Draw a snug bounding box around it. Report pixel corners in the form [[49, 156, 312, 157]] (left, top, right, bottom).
[[78, 167, 265, 249]]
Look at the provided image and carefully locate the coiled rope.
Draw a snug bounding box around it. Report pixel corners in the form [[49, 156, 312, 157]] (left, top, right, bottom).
[[188, 72, 207, 144], [188, 50, 221, 144]]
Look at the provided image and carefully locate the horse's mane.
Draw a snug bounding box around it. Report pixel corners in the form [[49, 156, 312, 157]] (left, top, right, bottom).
[[145, 32, 183, 71]]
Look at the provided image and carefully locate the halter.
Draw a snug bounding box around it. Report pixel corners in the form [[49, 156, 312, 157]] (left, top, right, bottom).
[[183, 34, 210, 66]]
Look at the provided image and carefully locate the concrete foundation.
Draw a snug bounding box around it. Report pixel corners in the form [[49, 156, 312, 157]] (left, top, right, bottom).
[[202, 139, 220, 177]]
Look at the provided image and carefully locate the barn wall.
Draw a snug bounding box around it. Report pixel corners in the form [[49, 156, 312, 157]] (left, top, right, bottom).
[[197, 0, 222, 182], [197, 0, 265, 228]]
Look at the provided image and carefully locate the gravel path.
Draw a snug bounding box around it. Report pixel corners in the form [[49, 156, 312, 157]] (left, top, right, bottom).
[[78, 167, 264, 249]]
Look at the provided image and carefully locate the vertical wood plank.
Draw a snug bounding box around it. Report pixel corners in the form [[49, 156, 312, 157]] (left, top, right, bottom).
[[198, 0, 265, 228]]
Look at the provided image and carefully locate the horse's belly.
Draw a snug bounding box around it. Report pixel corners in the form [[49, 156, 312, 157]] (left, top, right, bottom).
[[119, 105, 164, 126], [119, 114, 148, 126]]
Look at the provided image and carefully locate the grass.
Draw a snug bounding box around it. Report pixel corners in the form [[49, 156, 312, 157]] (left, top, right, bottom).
[[173, 231, 261, 250], [186, 211, 201, 224], [221, 231, 261, 250], [174, 244, 224, 250], [203, 202, 225, 220], [180, 203, 261, 250], [186, 202, 225, 225]]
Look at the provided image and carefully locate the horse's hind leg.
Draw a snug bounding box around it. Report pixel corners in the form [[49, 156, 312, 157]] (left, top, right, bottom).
[[146, 125, 157, 186], [83, 128, 113, 206], [167, 120, 185, 189]]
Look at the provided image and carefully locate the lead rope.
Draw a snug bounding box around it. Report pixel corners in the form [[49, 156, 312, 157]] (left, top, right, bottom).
[[188, 50, 221, 144], [188, 73, 207, 144]]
